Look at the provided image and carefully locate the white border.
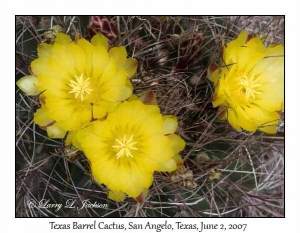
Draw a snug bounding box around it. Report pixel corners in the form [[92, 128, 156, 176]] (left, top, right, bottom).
[[2, 1, 299, 232]]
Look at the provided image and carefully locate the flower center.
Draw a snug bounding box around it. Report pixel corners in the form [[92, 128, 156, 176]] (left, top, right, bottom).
[[68, 74, 93, 101], [112, 134, 138, 159], [238, 74, 262, 99]]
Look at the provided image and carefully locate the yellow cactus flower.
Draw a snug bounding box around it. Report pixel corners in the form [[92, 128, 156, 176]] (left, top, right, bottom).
[[208, 30, 284, 134], [16, 33, 138, 138], [75, 100, 185, 201]]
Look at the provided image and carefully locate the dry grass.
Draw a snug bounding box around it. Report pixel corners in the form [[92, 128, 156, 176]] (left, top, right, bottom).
[[16, 16, 284, 217]]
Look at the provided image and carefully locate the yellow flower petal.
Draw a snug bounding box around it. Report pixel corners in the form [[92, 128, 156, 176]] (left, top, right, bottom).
[[77, 38, 94, 77], [51, 43, 76, 77], [46, 123, 67, 138], [92, 45, 110, 80], [227, 108, 241, 131], [91, 159, 153, 198], [128, 94, 140, 101], [126, 79, 133, 90], [30, 58, 47, 76], [134, 157, 161, 173], [45, 99, 74, 121], [234, 39, 266, 70], [65, 131, 86, 150], [97, 57, 117, 86], [123, 58, 138, 79], [56, 106, 91, 131], [227, 30, 248, 48], [91, 33, 108, 49], [100, 69, 127, 92], [16, 75, 40, 95], [162, 115, 178, 135], [243, 104, 280, 134], [75, 107, 92, 129], [65, 131, 74, 146], [93, 100, 119, 119], [76, 134, 105, 161], [66, 43, 86, 75], [157, 157, 177, 172], [168, 134, 185, 154], [76, 128, 111, 162], [212, 80, 226, 107], [172, 154, 183, 167], [109, 46, 127, 69], [58, 118, 81, 132], [255, 96, 283, 114], [38, 73, 70, 93], [235, 106, 258, 132], [55, 33, 72, 45], [252, 58, 283, 112], [31, 57, 70, 79], [143, 135, 174, 162], [108, 190, 126, 202], [259, 124, 278, 134], [152, 155, 183, 173], [252, 56, 284, 84], [37, 43, 53, 58], [265, 44, 284, 57], [101, 86, 132, 102], [91, 120, 113, 139], [92, 105, 108, 120], [107, 100, 145, 126], [33, 107, 54, 127], [137, 113, 164, 137], [224, 30, 248, 63], [145, 103, 160, 115]]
